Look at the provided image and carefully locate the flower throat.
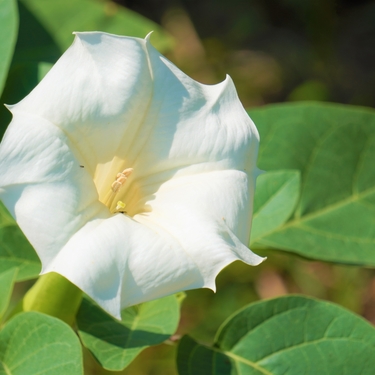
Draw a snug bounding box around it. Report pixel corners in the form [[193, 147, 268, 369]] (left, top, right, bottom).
[[103, 167, 133, 213]]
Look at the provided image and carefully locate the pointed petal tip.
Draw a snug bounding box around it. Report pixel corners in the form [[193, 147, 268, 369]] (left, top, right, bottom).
[[224, 73, 232, 82], [221, 73, 235, 88], [241, 251, 267, 266], [253, 255, 267, 266], [71, 31, 108, 43], [4, 103, 14, 112], [202, 250, 265, 294], [72, 31, 84, 38], [206, 283, 217, 293], [145, 31, 154, 41]]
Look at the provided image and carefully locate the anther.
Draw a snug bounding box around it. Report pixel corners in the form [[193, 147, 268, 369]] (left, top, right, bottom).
[[103, 167, 134, 210], [110, 168, 134, 193], [122, 168, 134, 177], [111, 180, 122, 193]]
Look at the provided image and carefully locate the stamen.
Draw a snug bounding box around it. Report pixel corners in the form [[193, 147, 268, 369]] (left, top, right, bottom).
[[122, 168, 134, 177], [111, 168, 133, 193], [103, 168, 133, 210], [116, 175, 127, 185]]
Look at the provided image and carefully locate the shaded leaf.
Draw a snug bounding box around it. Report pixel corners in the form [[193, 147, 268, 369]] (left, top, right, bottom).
[[12, 1, 61, 65], [20, 0, 173, 52], [77, 295, 181, 371], [0, 1, 60, 138], [0, 202, 41, 281], [0, 312, 83, 374], [0, 0, 18, 95], [249, 102, 375, 265], [177, 296, 375, 375]]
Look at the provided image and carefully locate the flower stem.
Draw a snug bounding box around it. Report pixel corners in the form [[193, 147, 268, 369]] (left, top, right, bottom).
[[23, 272, 82, 326]]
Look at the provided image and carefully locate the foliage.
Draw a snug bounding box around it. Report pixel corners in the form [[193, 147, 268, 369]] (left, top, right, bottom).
[[177, 296, 375, 375], [0, 1, 374, 374], [250, 103, 375, 266], [0, 312, 83, 374]]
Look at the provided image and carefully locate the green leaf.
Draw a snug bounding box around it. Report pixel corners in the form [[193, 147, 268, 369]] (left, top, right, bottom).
[[0, 0, 18, 95], [77, 294, 181, 371], [249, 102, 375, 265], [12, 1, 61, 64], [177, 296, 375, 375], [0, 202, 41, 281], [0, 312, 83, 374], [0, 1, 60, 137], [0, 268, 17, 319], [251, 170, 300, 245], [20, 0, 174, 52]]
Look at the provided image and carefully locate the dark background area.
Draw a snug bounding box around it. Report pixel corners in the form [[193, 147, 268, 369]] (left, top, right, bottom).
[[116, 0, 375, 108]]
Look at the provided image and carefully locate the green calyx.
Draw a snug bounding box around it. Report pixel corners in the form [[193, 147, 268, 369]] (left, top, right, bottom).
[[23, 272, 82, 326]]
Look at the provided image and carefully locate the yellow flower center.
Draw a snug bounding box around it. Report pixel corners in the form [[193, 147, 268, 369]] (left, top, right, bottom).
[[100, 167, 133, 213]]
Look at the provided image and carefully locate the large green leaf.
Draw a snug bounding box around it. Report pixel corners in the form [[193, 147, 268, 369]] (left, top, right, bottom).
[[0, 312, 83, 374], [0, 1, 60, 137], [20, 0, 173, 52], [0, 0, 18, 95], [249, 102, 375, 265], [0, 202, 41, 281], [251, 170, 300, 245], [0, 268, 17, 319], [77, 294, 181, 371], [177, 296, 375, 375]]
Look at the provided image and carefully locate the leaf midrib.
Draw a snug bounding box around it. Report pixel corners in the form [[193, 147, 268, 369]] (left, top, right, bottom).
[[257, 184, 375, 240]]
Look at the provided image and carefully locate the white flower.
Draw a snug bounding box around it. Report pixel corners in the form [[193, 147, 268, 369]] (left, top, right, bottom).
[[0, 32, 264, 318]]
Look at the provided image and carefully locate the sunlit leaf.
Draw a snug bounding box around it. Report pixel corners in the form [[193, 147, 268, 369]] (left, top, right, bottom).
[[250, 102, 375, 266], [177, 296, 375, 375], [0, 312, 83, 374], [251, 170, 300, 245]]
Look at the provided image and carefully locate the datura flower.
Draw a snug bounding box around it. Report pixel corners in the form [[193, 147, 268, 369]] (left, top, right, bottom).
[[0, 32, 264, 318]]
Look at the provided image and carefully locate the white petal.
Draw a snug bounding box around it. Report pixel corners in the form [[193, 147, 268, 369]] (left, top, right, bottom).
[[45, 214, 202, 319], [0, 112, 108, 266], [45, 170, 263, 319], [11, 32, 153, 173], [0, 32, 263, 318], [135, 170, 264, 287]]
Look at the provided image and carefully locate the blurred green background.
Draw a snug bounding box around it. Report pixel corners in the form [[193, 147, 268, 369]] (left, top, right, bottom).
[[3, 0, 375, 374]]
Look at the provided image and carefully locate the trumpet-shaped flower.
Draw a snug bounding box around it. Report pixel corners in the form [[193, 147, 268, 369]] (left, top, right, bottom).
[[0, 32, 264, 318]]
